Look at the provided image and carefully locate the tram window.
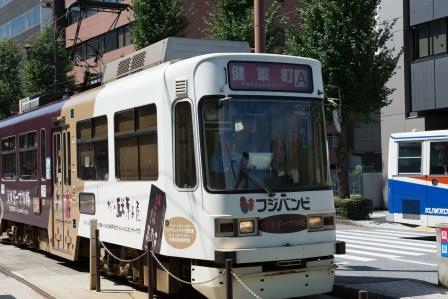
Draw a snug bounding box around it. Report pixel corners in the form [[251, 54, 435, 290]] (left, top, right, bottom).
[[76, 116, 109, 181], [398, 142, 422, 174], [430, 141, 448, 175], [115, 104, 158, 180], [40, 130, 46, 180], [174, 102, 197, 188], [1, 136, 16, 180], [19, 131, 37, 180], [79, 192, 95, 215]]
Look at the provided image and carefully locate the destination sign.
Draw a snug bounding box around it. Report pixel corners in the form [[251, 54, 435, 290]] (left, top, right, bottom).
[[228, 61, 313, 93]]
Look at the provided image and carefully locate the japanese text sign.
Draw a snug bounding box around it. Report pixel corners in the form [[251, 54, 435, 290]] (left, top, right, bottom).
[[228, 61, 313, 93]]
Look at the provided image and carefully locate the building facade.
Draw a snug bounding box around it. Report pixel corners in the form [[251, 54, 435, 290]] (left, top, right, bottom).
[[379, 0, 448, 207], [0, 0, 56, 45]]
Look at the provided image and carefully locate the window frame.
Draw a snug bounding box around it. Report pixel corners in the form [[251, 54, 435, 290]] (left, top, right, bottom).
[[1, 135, 17, 181], [40, 129, 46, 181], [173, 99, 198, 191], [114, 104, 158, 181], [18, 130, 38, 181], [429, 140, 448, 176], [76, 115, 109, 181], [414, 18, 448, 60], [397, 141, 423, 175]]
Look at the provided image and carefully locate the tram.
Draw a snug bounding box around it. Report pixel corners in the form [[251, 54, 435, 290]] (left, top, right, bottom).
[[389, 130, 448, 227], [0, 37, 342, 298]]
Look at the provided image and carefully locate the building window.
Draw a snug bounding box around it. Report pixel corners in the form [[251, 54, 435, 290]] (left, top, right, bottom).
[[174, 102, 197, 188], [19, 131, 37, 180], [77, 116, 109, 180], [1, 136, 16, 180], [432, 19, 447, 55], [73, 24, 132, 61], [414, 19, 448, 59], [416, 23, 430, 58], [115, 104, 158, 180], [398, 142, 421, 174]]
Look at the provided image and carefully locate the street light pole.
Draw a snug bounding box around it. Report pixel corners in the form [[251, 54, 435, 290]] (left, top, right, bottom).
[[254, 0, 265, 53]]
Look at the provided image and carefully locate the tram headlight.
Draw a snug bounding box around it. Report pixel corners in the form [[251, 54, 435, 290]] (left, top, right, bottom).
[[238, 219, 257, 235], [307, 215, 323, 230], [215, 218, 258, 237], [307, 214, 335, 231]]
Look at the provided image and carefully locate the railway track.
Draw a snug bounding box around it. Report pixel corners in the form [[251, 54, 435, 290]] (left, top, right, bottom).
[[0, 263, 56, 299]]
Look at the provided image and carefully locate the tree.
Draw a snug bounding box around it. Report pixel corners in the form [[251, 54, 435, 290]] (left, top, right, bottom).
[[21, 26, 73, 96], [204, 0, 287, 53], [0, 39, 22, 118], [131, 0, 188, 50], [287, 0, 400, 198]]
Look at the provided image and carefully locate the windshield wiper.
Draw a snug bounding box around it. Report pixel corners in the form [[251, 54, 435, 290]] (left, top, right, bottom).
[[233, 159, 275, 197]]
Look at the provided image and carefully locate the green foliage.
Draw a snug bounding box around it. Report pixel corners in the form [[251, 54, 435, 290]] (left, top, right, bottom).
[[287, 0, 400, 122], [335, 197, 373, 220], [0, 39, 22, 118], [287, 0, 401, 198], [21, 26, 73, 96], [131, 0, 188, 50], [204, 0, 288, 53]]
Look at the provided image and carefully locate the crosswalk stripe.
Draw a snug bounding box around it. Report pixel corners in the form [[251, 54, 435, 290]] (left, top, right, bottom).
[[345, 243, 425, 256], [391, 258, 437, 267], [335, 254, 375, 262], [337, 232, 436, 249], [351, 229, 435, 239], [346, 249, 400, 259], [337, 236, 435, 253], [374, 229, 433, 236], [337, 231, 435, 247]]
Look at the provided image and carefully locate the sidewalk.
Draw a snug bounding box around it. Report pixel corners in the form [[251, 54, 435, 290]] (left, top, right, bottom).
[[334, 210, 447, 299], [0, 238, 147, 299]]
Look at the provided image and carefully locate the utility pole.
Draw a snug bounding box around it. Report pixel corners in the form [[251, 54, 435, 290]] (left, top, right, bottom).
[[254, 0, 265, 53]]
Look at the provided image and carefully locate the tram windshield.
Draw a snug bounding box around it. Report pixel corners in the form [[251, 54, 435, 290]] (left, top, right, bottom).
[[201, 96, 329, 193]]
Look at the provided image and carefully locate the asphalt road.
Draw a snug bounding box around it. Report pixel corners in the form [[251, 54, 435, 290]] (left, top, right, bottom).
[[333, 223, 448, 298]]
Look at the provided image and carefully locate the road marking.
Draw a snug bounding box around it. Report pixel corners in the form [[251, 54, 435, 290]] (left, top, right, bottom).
[[337, 237, 435, 253], [345, 243, 425, 256], [337, 233, 436, 250], [335, 254, 375, 262], [374, 229, 433, 236], [346, 249, 400, 259], [337, 231, 435, 247], [352, 229, 435, 239], [391, 258, 437, 267]]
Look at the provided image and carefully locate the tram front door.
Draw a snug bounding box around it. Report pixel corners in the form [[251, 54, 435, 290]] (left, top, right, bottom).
[[51, 126, 76, 259]]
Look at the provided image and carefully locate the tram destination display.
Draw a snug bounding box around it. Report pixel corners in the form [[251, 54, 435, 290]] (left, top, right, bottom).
[[228, 61, 313, 93]]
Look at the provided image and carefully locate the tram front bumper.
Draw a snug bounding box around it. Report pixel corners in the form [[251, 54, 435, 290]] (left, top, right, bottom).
[[214, 241, 343, 264], [192, 257, 335, 299]]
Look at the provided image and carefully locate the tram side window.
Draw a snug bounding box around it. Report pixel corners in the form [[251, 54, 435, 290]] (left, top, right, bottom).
[[174, 102, 197, 188], [398, 142, 422, 174], [76, 116, 109, 180], [19, 131, 37, 180], [115, 104, 158, 180], [1, 136, 16, 180], [40, 130, 46, 180], [430, 141, 448, 175]]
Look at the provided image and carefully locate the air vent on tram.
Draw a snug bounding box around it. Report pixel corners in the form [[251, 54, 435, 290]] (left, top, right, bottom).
[[130, 52, 146, 71], [117, 58, 131, 77], [176, 80, 188, 98], [103, 37, 250, 84]]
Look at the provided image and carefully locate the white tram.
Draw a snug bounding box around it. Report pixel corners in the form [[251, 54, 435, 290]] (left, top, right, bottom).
[[2, 37, 343, 299]]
